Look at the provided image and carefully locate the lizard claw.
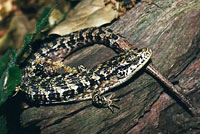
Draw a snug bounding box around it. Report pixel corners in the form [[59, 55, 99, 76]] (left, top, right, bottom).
[[92, 93, 120, 112]]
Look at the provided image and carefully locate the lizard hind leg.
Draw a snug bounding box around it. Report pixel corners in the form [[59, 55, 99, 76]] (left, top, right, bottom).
[[92, 93, 120, 112]]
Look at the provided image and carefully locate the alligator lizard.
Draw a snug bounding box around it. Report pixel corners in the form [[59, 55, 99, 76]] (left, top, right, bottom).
[[16, 26, 195, 113]]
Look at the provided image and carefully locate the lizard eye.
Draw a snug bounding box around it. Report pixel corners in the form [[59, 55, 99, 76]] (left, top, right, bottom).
[[116, 70, 126, 79]]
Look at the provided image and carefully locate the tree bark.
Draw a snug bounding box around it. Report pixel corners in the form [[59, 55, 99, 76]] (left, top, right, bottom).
[[20, 0, 200, 134]]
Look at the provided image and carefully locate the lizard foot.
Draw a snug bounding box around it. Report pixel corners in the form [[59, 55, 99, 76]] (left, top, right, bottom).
[[92, 93, 120, 112]]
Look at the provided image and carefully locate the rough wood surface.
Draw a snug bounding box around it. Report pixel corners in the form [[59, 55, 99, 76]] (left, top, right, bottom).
[[20, 0, 200, 133]]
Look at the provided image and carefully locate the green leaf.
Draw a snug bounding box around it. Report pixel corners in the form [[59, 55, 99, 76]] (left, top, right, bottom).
[[0, 72, 9, 104], [6, 66, 21, 93], [0, 66, 21, 106], [0, 115, 8, 134], [0, 50, 21, 107], [0, 50, 11, 75]]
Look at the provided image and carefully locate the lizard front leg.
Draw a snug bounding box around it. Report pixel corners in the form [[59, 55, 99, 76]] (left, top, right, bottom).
[[92, 92, 120, 112]]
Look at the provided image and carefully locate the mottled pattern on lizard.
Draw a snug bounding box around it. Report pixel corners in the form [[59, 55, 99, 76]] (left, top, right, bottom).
[[16, 27, 152, 111]]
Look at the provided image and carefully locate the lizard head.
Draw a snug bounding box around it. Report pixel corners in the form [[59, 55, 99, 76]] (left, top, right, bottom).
[[95, 47, 152, 89], [114, 47, 152, 79]]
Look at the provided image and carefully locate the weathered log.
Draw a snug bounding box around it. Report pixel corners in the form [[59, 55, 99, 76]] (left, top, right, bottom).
[[20, 0, 200, 133]]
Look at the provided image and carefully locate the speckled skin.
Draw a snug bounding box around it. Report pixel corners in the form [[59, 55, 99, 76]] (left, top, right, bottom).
[[16, 27, 152, 110]]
